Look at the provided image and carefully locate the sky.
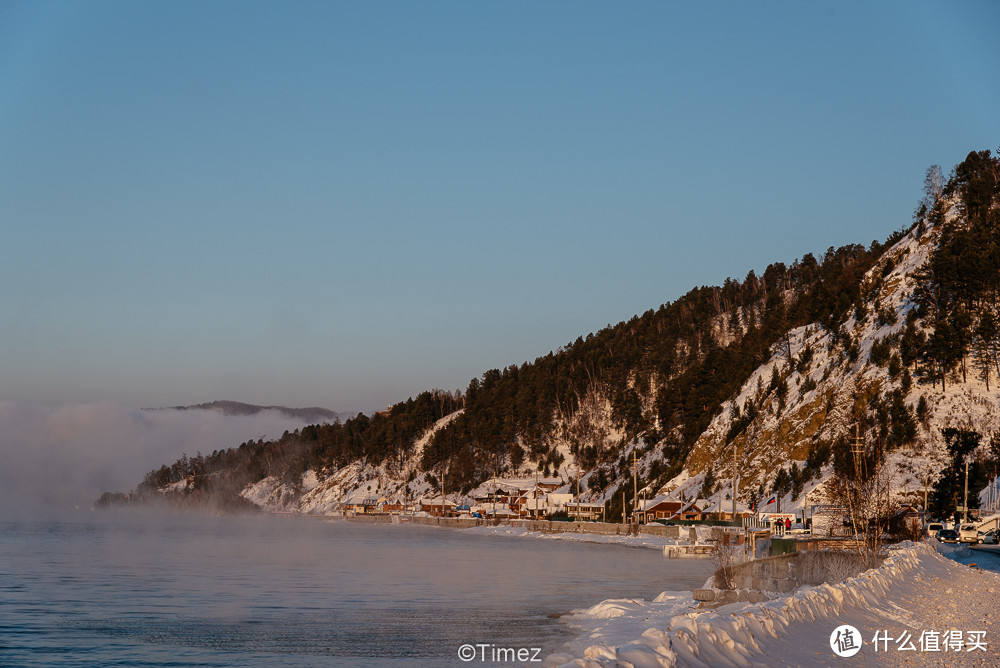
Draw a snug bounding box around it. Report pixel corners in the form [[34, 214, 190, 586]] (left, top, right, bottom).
[[1, 0, 999, 414]]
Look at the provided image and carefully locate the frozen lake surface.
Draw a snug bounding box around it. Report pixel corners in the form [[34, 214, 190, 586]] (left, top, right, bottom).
[[0, 512, 712, 666]]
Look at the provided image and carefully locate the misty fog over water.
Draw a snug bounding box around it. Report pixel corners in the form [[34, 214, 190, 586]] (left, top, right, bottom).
[[0, 400, 314, 516], [0, 401, 713, 665], [0, 513, 712, 666]]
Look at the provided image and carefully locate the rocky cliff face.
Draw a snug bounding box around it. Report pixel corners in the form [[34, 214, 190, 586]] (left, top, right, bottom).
[[666, 200, 999, 515]]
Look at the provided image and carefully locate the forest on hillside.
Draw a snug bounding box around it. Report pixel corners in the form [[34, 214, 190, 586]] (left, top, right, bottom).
[[912, 150, 1000, 391], [99, 148, 1000, 516], [423, 242, 890, 492]]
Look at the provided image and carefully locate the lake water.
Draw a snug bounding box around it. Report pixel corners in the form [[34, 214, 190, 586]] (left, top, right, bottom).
[[0, 513, 712, 666]]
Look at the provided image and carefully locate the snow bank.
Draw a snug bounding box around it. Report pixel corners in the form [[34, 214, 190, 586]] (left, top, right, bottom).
[[552, 543, 927, 667], [578, 599, 649, 620]]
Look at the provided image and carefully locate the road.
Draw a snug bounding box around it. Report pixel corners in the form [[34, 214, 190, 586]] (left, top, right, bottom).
[[969, 543, 1000, 566]]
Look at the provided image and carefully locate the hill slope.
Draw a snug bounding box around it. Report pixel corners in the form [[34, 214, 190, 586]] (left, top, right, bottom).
[[109, 148, 1000, 522]]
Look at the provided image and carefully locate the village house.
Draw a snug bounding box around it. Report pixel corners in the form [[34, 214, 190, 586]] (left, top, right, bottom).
[[535, 479, 563, 493], [544, 492, 574, 516], [521, 495, 546, 518], [380, 500, 405, 514], [483, 504, 520, 519], [890, 504, 924, 537], [635, 496, 703, 523], [344, 501, 367, 515], [473, 484, 523, 505], [566, 501, 605, 521], [419, 498, 457, 517], [509, 494, 528, 514], [512, 483, 553, 518], [351, 496, 407, 514]]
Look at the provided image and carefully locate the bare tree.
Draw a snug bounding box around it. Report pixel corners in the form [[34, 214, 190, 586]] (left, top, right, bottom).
[[829, 385, 896, 560], [711, 542, 743, 590], [923, 164, 945, 207]]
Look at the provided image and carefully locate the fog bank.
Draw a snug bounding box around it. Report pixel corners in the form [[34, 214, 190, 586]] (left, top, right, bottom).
[[0, 401, 320, 517]]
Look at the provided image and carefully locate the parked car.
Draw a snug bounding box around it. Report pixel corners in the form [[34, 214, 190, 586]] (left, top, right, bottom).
[[937, 529, 960, 543], [925, 522, 945, 538], [979, 529, 998, 544], [958, 524, 980, 543]]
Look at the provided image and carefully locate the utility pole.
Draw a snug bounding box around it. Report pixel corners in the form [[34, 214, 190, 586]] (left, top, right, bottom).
[[963, 458, 970, 523], [534, 469, 539, 519], [632, 451, 638, 525], [573, 473, 581, 522], [731, 437, 740, 522], [849, 424, 864, 541], [923, 470, 929, 517]]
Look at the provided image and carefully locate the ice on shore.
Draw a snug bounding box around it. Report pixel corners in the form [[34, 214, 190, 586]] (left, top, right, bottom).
[[548, 542, 1000, 667], [462, 523, 715, 552]]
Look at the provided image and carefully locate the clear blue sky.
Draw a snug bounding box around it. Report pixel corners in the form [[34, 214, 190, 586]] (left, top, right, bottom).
[[1, 1, 998, 413]]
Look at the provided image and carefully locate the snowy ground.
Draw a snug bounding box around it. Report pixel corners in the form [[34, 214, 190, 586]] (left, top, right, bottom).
[[546, 540, 1000, 667]]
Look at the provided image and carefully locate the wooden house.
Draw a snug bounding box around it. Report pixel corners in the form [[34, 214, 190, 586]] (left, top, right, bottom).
[[636, 497, 703, 523]]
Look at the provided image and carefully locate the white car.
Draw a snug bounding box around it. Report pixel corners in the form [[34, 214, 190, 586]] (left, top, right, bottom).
[[958, 524, 979, 543]]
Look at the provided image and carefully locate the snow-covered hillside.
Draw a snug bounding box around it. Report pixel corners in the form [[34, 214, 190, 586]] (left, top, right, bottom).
[[134, 153, 1000, 522], [664, 201, 1000, 516], [239, 410, 465, 512], [225, 198, 1000, 518]]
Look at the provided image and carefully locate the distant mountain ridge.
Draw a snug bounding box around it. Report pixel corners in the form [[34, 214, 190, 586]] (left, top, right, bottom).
[[161, 400, 341, 423]]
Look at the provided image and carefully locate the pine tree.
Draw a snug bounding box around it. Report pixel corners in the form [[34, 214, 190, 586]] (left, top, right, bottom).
[[700, 467, 717, 499]]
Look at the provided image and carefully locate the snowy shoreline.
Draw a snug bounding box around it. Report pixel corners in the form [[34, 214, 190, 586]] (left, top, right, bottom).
[[543, 541, 1000, 667], [458, 522, 715, 552], [301, 510, 720, 556]]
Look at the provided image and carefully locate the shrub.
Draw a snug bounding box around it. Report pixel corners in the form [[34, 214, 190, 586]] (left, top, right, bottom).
[[711, 543, 743, 590]]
